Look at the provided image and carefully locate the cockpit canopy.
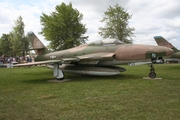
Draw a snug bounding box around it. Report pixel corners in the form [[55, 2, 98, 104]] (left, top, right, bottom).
[[88, 39, 123, 46]]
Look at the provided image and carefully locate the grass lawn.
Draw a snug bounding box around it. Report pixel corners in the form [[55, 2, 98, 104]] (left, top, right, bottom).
[[0, 64, 180, 120]]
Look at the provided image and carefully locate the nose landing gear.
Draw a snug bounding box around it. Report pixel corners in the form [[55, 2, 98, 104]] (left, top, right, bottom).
[[147, 63, 156, 79]]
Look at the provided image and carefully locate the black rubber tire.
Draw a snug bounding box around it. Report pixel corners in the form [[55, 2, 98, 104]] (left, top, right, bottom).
[[149, 72, 156, 79]]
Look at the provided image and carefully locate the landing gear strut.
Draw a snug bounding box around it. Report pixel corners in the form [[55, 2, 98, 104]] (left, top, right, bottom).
[[53, 63, 64, 80], [147, 63, 156, 79]]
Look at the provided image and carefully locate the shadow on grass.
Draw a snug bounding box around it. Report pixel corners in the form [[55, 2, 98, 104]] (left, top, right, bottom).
[[65, 72, 138, 83], [16, 66, 140, 84], [19, 73, 135, 84]]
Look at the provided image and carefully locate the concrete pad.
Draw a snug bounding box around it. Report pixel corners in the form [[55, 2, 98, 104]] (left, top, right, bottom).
[[143, 77, 162, 80], [47, 79, 70, 83]]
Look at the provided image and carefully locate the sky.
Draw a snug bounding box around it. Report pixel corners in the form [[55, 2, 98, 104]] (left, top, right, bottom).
[[0, 0, 180, 49]]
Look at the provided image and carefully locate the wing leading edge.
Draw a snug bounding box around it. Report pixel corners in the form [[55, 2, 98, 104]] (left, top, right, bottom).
[[13, 60, 62, 67]]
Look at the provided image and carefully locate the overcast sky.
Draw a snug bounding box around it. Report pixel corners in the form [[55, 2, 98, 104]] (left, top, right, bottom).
[[0, 0, 180, 49]]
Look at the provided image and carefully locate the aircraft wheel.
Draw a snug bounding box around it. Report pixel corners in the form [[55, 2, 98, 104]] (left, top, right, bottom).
[[56, 71, 65, 80], [149, 72, 156, 79]]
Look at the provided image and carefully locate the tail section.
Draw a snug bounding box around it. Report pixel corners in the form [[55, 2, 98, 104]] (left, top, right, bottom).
[[154, 36, 179, 52], [27, 31, 50, 55]]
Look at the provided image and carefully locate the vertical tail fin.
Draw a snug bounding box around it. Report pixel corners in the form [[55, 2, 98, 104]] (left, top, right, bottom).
[[27, 31, 50, 55], [154, 36, 179, 52]]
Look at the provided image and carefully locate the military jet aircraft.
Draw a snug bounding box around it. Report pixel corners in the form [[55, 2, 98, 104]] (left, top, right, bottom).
[[154, 36, 180, 62], [14, 32, 173, 79]]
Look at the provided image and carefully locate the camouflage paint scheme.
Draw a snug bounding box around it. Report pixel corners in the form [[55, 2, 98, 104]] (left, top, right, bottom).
[[14, 32, 173, 79], [154, 36, 180, 61]]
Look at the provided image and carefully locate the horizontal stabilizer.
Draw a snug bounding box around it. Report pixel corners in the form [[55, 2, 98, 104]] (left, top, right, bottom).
[[129, 61, 152, 66]]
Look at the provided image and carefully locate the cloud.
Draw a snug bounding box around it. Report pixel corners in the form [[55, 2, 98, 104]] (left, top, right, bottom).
[[0, 0, 180, 49], [123, 0, 180, 46]]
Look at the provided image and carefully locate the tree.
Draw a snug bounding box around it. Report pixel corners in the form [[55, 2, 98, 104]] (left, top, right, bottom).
[[40, 2, 88, 50], [99, 4, 135, 43], [0, 34, 13, 56], [10, 16, 29, 56]]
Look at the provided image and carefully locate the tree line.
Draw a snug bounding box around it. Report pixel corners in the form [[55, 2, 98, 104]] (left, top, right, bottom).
[[0, 2, 135, 57]]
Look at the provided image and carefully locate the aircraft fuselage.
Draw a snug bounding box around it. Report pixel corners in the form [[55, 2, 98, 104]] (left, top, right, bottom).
[[35, 43, 173, 66]]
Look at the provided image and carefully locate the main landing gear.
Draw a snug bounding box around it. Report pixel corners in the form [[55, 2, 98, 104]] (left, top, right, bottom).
[[147, 63, 156, 79], [53, 63, 64, 80]]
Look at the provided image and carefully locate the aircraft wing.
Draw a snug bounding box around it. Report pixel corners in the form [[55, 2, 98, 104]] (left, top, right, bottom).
[[13, 60, 62, 67], [77, 52, 115, 60], [13, 48, 46, 52], [13, 53, 114, 67]]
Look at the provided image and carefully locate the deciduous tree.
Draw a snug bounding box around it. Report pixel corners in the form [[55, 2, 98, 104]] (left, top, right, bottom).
[[40, 2, 88, 50], [10, 16, 29, 56], [99, 4, 135, 43], [0, 34, 12, 56]]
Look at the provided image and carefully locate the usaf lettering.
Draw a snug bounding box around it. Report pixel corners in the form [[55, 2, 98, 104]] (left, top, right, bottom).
[[50, 55, 56, 59]]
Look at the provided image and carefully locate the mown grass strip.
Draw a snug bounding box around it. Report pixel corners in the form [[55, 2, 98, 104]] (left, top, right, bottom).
[[0, 64, 180, 120]]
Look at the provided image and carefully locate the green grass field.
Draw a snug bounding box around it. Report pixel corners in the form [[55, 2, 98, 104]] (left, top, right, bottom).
[[0, 64, 180, 120]]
